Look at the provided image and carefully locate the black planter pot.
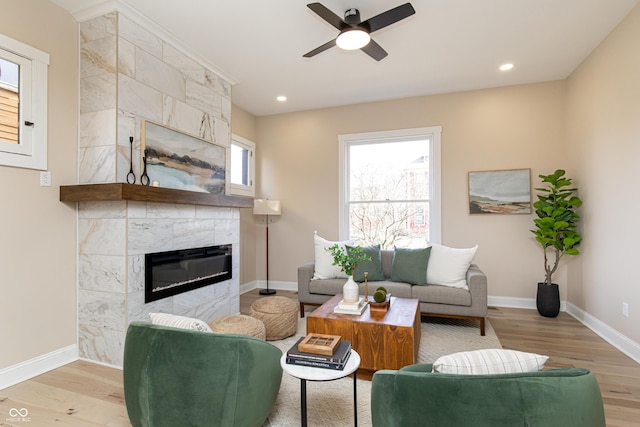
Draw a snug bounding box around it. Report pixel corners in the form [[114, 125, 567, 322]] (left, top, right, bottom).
[[536, 282, 560, 318]]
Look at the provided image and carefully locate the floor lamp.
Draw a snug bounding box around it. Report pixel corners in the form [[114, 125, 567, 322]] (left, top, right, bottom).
[[254, 199, 281, 295]]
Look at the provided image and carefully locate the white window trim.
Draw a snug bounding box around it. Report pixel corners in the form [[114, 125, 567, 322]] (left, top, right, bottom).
[[0, 33, 49, 170], [338, 126, 442, 244], [228, 134, 255, 197]]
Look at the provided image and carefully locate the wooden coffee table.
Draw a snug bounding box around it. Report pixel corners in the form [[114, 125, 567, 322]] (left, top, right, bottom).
[[306, 294, 420, 377]]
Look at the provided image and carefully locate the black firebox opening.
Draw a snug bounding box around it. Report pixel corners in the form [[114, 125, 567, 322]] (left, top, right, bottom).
[[145, 244, 232, 303]]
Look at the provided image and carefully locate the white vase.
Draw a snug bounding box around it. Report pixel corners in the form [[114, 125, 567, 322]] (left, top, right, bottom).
[[343, 275, 359, 303]]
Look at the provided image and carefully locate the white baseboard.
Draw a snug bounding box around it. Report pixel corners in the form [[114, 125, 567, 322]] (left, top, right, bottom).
[[242, 280, 298, 294], [0, 344, 78, 391], [565, 302, 640, 364], [488, 295, 567, 312], [488, 295, 536, 310], [239, 280, 259, 295], [489, 295, 639, 364]]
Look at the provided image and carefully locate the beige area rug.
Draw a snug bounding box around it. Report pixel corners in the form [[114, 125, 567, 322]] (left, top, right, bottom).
[[263, 316, 501, 427]]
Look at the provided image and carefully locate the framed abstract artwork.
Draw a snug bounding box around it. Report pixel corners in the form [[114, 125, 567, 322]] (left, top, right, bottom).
[[142, 121, 226, 194], [468, 168, 531, 214]]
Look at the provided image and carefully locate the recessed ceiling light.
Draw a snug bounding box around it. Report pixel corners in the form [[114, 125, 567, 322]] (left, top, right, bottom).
[[276, 95, 287, 102], [499, 63, 514, 71]]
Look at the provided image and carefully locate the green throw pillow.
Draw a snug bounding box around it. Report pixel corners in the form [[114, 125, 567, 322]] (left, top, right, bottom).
[[346, 244, 385, 282], [391, 246, 431, 285]]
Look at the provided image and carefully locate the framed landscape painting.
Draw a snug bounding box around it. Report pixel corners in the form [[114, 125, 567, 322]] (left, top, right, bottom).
[[468, 169, 531, 214], [142, 121, 226, 194]]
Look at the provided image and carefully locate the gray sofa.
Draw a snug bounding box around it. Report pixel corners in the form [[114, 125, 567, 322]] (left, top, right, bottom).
[[297, 249, 488, 335]]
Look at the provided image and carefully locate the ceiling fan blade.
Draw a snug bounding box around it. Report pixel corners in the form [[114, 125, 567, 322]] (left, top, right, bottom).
[[303, 39, 337, 58], [307, 3, 347, 31], [361, 39, 388, 61], [363, 3, 416, 33]]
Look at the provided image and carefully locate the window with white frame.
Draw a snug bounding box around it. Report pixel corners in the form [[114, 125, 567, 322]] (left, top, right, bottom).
[[0, 33, 49, 170], [229, 134, 255, 197], [339, 127, 441, 248]]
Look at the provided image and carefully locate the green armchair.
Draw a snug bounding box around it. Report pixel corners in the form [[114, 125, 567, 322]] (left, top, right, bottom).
[[371, 363, 605, 427], [123, 321, 283, 427]]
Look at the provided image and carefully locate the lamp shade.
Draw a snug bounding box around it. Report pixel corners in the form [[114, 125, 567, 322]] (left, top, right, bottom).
[[253, 199, 281, 216]]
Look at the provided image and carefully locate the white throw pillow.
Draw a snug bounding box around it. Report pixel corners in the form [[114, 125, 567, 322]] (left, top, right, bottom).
[[149, 312, 212, 333], [426, 244, 478, 289], [312, 233, 354, 280], [433, 349, 548, 375]]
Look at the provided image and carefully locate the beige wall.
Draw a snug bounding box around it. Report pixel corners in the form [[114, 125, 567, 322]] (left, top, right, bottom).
[[566, 3, 640, 343], [0, 0, 78, 369], [231, 105, 259, 285], [253, 81, 568, 300]]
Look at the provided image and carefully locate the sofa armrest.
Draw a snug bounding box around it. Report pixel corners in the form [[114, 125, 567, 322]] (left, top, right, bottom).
[[297, 262, 315, 303], [467, 264, 488, 317]]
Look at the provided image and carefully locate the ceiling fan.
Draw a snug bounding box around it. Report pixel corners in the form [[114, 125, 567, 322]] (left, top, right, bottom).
[[303, 2, 416, 61]]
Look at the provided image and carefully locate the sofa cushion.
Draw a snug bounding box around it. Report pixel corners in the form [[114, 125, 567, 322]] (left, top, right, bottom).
[[411, 284, 472, 307], [391, 247, 431, 285], [370, 280, 412, 299], [347, 244, 385, 282], [149, 312, 213, 333], [309, 279, 413, 299], [380, 249, 394, 277], [309, 278, 350, 296], [312, 233, 354, 279], [433, 349, 548, 375], [426, 244, 478, 290]]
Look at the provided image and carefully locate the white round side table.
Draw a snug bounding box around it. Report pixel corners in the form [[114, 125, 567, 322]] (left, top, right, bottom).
[[280, 350, 361, 427]]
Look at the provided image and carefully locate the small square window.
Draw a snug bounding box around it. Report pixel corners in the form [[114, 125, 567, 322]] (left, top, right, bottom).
[[229, 134, 255, 197]]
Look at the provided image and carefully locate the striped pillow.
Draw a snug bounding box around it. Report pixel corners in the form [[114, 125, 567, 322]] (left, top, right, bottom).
[[433, 349, 548, 375], [149, 312, 212, 333]]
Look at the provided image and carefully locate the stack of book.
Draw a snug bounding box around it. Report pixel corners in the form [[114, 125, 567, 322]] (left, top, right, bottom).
[[286, 334, 351, 370], [332, 297, 368, 315]]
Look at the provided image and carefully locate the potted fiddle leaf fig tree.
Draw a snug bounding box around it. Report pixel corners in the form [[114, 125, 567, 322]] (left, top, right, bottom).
[[531, 169, 583, 317], [326, 244, 370, 304]]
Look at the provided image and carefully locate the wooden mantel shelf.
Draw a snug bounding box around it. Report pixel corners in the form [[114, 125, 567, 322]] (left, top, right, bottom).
[[60, 183, 253, 208]]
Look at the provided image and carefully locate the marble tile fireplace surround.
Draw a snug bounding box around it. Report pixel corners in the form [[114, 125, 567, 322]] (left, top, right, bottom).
[[68, 9, 250, 366], [75, 196, 243, 367]]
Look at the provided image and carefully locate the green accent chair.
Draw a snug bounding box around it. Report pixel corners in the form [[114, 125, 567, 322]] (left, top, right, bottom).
[[123, 321, 283, 427], [371, 364, 605, 427]]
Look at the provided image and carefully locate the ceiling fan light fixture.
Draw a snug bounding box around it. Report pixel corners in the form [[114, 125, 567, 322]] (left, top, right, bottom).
[[336, 28, 371, 50]]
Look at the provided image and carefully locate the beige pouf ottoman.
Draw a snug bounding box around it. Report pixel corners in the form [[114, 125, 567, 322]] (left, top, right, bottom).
[[250, 296, 298, 340], [209, 314, 266, 340]]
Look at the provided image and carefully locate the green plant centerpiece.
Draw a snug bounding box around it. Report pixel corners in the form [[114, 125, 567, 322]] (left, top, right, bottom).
[[325, 244, 370, 277], [531, 169, 583, 317], [326, 244, 370, 303]]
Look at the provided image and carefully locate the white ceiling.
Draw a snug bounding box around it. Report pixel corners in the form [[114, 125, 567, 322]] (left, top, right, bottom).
[[50, 0, 639, 117]]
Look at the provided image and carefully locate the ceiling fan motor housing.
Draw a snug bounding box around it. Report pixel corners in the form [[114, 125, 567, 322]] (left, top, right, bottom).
[[344, 8, 361, 25]]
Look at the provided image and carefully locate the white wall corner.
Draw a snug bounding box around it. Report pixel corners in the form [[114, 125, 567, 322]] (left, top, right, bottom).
[[0, 345, 78, 391]]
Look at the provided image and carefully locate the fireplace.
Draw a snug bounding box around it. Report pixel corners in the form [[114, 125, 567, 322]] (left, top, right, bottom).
[[145, 244, 232, 303]]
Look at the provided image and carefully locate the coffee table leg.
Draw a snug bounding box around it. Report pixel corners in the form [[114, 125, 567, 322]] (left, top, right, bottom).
[[300, 378, 307, 427], [353, 371, 358, 427]]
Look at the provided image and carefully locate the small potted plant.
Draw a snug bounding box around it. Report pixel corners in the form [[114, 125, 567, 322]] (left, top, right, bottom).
[[531, 169, 583, 317], [326, 244, 370, 303]]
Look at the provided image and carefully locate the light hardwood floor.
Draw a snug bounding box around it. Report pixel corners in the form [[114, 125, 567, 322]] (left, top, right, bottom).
[[0, 290, 638, 426]]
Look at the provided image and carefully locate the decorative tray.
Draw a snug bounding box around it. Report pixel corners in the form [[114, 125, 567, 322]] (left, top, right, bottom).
[[297, 333, 341, 356]]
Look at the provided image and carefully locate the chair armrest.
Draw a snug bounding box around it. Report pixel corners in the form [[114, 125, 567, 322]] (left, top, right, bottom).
[[399, 363, 434, 373]]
